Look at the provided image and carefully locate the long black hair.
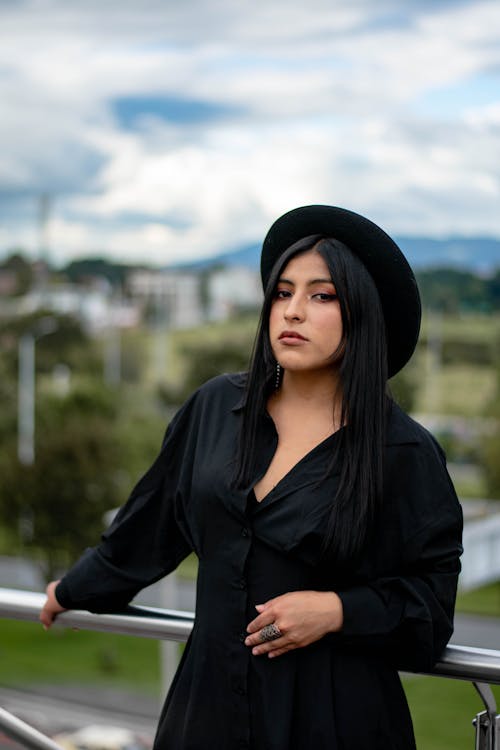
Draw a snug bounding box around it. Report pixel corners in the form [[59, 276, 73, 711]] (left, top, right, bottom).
[[234, 234, 389, 566]]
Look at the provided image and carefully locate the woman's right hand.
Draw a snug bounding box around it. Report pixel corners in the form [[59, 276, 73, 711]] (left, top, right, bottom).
[[40, 580, 67, 630]]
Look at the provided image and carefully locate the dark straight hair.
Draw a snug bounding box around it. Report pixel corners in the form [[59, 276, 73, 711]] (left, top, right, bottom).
[[234, 235, 389, 566]]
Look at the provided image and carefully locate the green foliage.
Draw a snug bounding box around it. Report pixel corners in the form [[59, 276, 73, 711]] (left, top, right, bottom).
[[0, 382, 125, 580], [479, 365, 500, 499], [61, 257, 133, 287], [417, 267, 500, 314], [389, 365, 418, 412], [0, 252, 34, 295], [159, 337, 252, 405], [0, 311, 102, 379], [482, 429, 500, 499], [0, 312, 171, 577]]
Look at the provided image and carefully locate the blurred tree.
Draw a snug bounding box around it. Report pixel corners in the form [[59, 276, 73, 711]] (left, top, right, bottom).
[[0, 311, 172, 577], [0, 252, 34, 295], [486, 269, 500, 308], [0, 312, 102, 380], [416, 267, 499, 313], [158, 337, 252, 406], [481, 365, 500, 500], [159, 332, 421, 413], [0, 383, 126, 580], [389, 365, 418, 413], [61, 257, 132, 287]]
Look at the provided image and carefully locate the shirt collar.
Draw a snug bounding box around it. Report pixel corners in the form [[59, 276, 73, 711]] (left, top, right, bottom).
[[227, 372, 248, 412], [227, 374, 421, 446]]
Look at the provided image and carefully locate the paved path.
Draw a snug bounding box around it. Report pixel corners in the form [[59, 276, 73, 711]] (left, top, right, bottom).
[[452, 612, 500, 650], [1, 561, 499, 747], [0, 684, 157, 747]]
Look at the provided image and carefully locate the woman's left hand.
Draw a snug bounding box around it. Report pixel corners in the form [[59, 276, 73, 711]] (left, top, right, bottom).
[[245, 590, 343, 658]]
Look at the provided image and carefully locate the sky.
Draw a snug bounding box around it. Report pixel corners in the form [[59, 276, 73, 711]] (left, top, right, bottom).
[[1, 0, 500, 267]]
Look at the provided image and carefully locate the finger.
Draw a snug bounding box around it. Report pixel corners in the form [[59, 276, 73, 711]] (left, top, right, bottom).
[[268, 645, 292, 658], [256, 595, 284, 610], [39, 607, 53, 630], [245, 619, 285, 646], [250, 636, 287, 656], [247, 592, 290, 630], [246, 611, 277, 634], [245, 628, 274, 647]]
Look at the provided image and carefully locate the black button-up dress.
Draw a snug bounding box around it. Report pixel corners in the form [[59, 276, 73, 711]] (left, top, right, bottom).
[[56, 373, 463, 750]]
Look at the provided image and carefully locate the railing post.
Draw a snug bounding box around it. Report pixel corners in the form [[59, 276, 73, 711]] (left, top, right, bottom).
[[0, 706, 64, 750], [473, 682, 500, 749]]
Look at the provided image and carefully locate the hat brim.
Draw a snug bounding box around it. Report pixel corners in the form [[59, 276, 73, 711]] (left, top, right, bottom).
[[261, 205, 421, 377]]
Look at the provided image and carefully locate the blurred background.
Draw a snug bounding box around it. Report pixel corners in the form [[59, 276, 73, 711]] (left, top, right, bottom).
[[1, 1, 499, 748]]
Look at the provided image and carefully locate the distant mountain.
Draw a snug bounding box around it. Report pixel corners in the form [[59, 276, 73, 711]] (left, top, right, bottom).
[[166, 243, 261, 272], [167, 237, 500, 274], [396, 237, 500, 272]]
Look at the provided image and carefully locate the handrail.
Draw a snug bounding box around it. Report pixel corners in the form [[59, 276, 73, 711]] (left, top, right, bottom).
[[1, 587, 500, 749], [0, 706, 65, 750], [0, 587, 193, 641], [1, 587, 499, 684]]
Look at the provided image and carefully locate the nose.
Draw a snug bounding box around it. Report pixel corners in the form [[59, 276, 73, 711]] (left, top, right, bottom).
[[284, 294, 305, 322]]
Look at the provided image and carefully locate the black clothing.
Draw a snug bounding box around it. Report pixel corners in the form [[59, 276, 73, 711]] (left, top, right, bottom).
[[56, 373, 463, 750]]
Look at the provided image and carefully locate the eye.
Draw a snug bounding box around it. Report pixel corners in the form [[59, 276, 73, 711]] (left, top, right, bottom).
[[313, 293, 338, 301], [274, 289, 292, 299]]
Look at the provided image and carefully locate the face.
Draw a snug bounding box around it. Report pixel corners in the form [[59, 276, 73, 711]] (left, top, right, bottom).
[[269, 249, 343, 375]]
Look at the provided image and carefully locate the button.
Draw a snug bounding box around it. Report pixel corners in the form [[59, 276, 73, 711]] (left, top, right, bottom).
[[239, 632, 247, 643], [231, 676, 247, 695], [241, 527, 249, 537], [239, 578, 247, 590]]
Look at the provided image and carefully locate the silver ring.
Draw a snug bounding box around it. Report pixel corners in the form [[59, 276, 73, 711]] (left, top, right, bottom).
[[259, 623, 282, 642]]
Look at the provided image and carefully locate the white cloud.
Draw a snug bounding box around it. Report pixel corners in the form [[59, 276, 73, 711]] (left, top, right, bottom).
[[1, 0, 500, 265]]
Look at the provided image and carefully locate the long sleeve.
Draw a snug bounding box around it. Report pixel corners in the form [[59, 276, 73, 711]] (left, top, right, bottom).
[[56, 395, 198, 613], [337, 425, 463, 672]]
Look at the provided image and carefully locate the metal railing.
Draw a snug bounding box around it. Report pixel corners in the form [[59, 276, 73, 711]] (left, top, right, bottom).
[[1, 587, 500, 749]]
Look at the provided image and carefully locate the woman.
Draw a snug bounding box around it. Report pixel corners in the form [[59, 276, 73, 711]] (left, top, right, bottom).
[[41, 205, 463, 750]]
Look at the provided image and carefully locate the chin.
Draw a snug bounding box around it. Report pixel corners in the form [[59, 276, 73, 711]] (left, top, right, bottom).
[[281, 360, 326, 374]]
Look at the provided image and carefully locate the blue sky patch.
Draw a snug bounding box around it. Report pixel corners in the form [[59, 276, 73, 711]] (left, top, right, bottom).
[[112, 95, 242, 129], [414, 71, 500, 118]]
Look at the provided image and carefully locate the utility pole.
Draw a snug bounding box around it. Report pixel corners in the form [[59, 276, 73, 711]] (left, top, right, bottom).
[[36, 193, 51, 297], [17, 334, 35, 466], [17, 317, 58, 466]]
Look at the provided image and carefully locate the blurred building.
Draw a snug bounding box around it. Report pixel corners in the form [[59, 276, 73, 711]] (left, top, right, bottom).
[[14, 284, 139, 334], [127, 269, 204, 329], [207, 266, 262, 321], [0, 256, 262, 331]]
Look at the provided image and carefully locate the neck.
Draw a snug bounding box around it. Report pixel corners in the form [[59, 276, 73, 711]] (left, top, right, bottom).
[[279, 368, 341, 410]]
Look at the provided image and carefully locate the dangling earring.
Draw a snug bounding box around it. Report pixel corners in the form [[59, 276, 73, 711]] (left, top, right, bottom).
[[275, 362, 282, 391]]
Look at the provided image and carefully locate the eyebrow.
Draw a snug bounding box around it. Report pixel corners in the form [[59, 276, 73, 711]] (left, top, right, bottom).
[[277, 277, 335, 286]]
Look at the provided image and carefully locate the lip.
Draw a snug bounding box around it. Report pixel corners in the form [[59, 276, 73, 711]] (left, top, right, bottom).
[[278, 330, 308, 343]]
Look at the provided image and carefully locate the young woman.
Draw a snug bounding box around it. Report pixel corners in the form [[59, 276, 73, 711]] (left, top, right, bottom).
[[41, 205, 463, 750]]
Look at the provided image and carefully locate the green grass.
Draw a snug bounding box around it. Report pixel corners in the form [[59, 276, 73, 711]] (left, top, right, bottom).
[[415, 363, 497, 417], [126, 314, 499, 422], [456, 581, 500, 617], [0, 618, 160, 693], [403, 674, 500, 750], [0, 613, 499, 749], [136, 316, 258, 388], [176, 552, 198, 581], [420, 313, 500, 341]]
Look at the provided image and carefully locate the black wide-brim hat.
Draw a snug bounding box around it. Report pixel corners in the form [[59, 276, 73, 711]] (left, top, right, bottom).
[[261, 204, 421, 377]]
